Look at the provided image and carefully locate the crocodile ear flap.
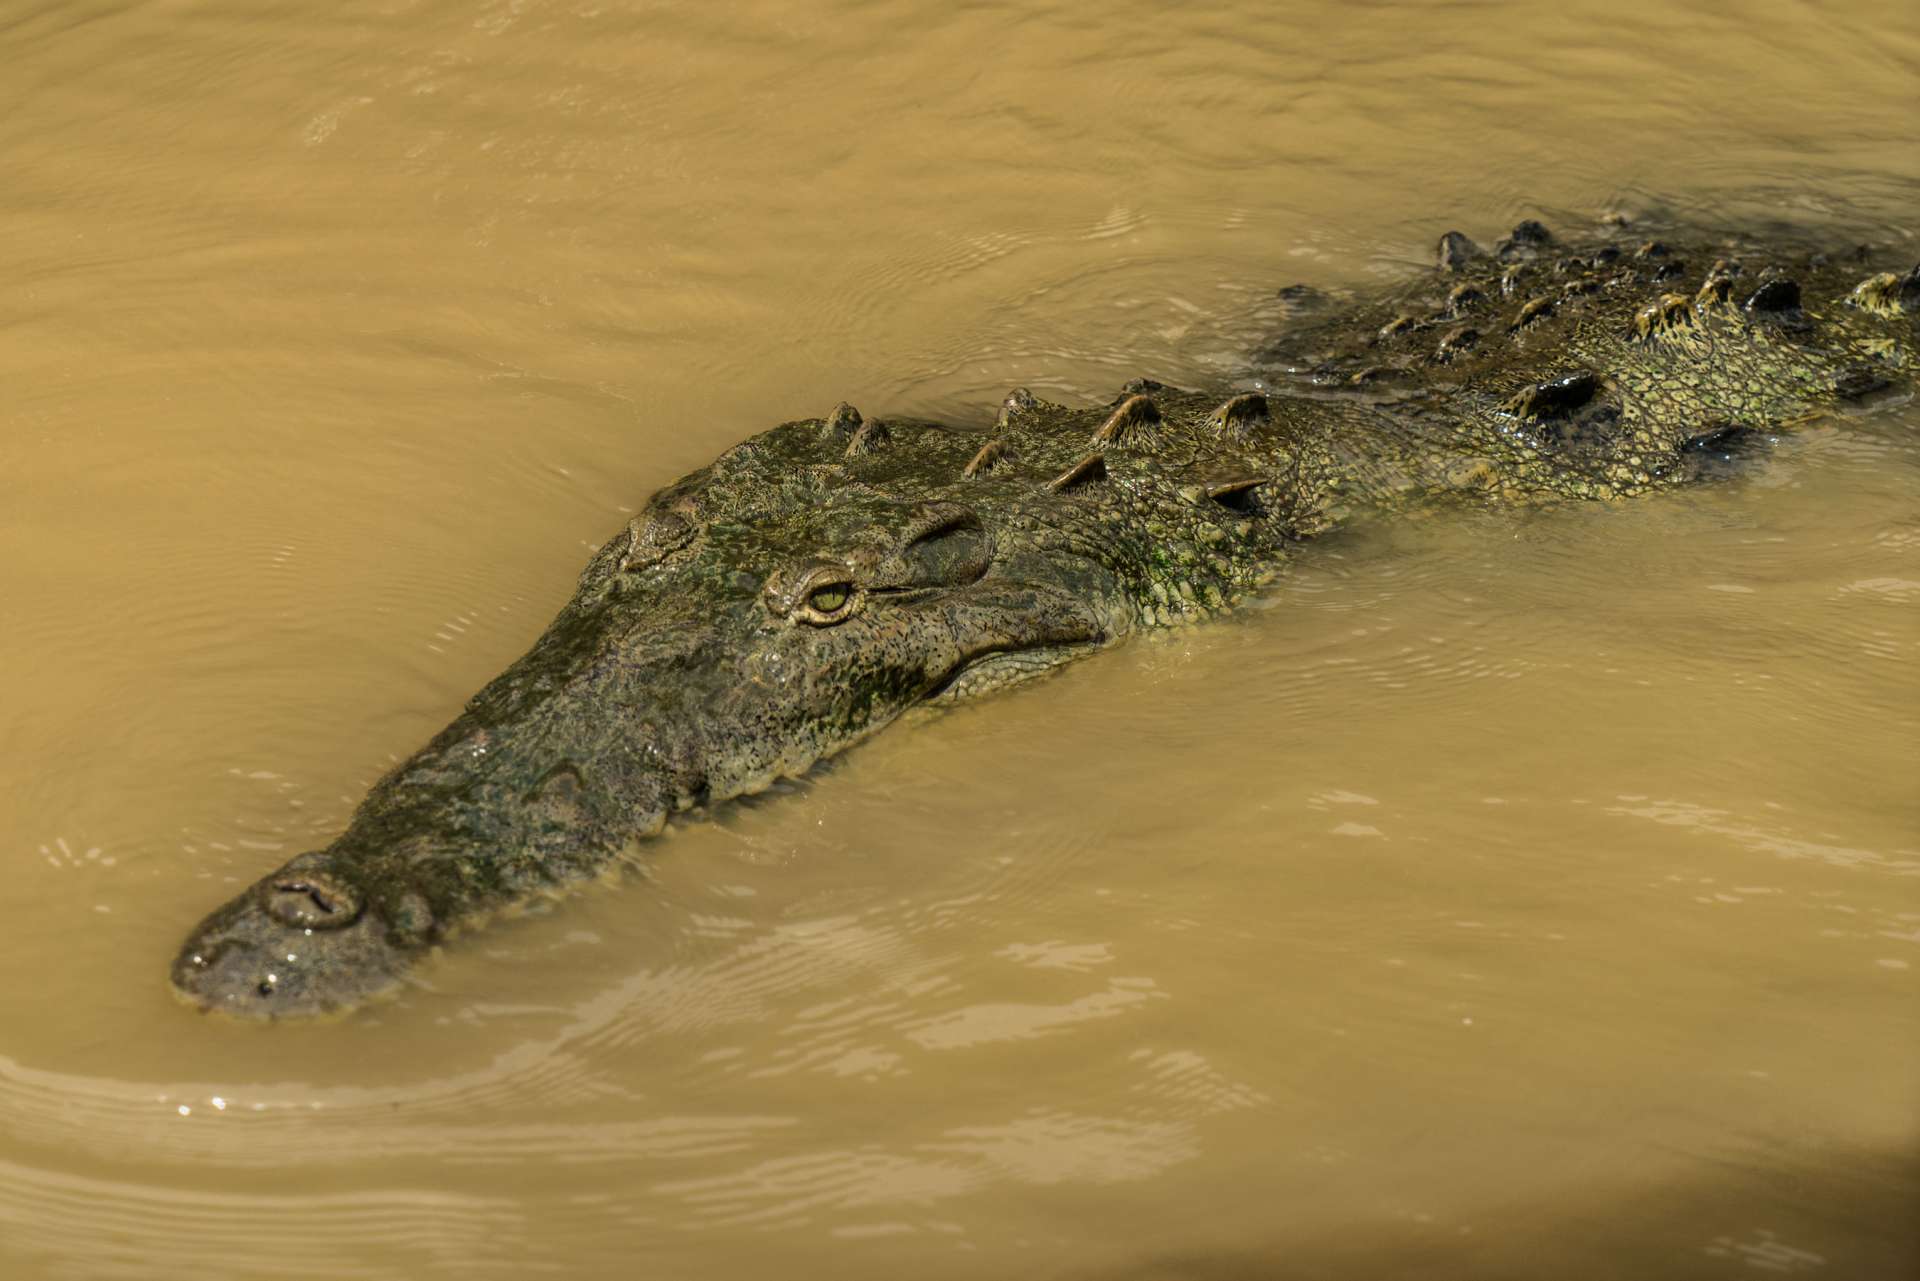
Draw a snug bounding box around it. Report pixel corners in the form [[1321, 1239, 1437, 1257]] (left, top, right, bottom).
[[898, 506, 991, 587], [1181, 477, 1267, 514], [1205, 478, 1265, 514]]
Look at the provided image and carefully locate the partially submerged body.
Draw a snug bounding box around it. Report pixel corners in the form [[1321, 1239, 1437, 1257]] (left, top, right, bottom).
[[171, 215, 1917, 1018]]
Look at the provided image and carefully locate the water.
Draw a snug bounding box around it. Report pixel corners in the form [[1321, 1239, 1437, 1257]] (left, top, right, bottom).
[[1, 0, 1916, 1277]]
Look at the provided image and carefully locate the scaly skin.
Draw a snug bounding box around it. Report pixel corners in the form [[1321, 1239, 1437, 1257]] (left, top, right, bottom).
[[171, 215, 1917, 1018]]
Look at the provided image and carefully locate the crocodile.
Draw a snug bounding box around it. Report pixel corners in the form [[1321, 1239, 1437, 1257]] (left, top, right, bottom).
[[170, 215, 1918, 1019]]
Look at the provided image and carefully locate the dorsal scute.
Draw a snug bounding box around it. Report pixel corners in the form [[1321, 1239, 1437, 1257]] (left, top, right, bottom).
[[1206, 392, 1271, 440], [962, 438, 1012, 479], [1091, 394, 1162, 448], [1047, 453, 1109, 493]]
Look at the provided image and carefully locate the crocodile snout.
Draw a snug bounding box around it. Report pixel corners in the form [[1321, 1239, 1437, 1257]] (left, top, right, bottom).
[[170, 859, 412, 1019]]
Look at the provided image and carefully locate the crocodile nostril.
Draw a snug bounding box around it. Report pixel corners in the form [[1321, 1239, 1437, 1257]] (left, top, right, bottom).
[[290, 884, 334, 913], [263, 872, 363, 930]]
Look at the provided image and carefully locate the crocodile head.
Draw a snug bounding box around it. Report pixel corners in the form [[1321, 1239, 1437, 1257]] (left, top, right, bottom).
[[170, 425, 1125, 1018]]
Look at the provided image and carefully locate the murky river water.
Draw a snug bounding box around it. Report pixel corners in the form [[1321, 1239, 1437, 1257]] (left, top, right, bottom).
[[2, 1, 1917, 1277]]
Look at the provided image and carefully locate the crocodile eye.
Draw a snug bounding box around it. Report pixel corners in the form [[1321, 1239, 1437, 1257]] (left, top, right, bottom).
[[769, 561, 865, 625], [805, 583, 852, 617]]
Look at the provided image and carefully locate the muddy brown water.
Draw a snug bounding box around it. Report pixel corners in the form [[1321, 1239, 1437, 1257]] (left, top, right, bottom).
[[2, 1, 1917, 1277]]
